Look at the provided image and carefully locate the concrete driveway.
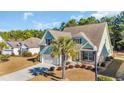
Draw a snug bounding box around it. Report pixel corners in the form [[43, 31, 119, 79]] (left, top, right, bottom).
[[0, 63, 55, 81]]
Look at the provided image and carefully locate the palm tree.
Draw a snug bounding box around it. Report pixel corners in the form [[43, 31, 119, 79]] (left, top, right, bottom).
[[0, 42, 7, 54], [51, 36, 77, 79]]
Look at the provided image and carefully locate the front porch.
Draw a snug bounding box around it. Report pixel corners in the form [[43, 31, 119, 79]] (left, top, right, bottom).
[[75, 50, 96, 65]]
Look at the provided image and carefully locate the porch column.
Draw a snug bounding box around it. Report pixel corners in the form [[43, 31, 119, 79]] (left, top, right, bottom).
[[79, 51, 82, 62]]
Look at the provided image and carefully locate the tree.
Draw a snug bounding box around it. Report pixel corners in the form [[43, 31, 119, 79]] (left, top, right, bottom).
[[118, 31, 124, 49], [78, 16, 98, 25], [22, 31, 32, 40], [0, 29, 45, 41], [0, 42, 7, 54], [65, 19, 77, 27], [51, 37, 77, 79], [52, 27, 60, 31], [59, 22, 66, 31], [110, 12, 124, 50], [86, 16, 98, 24], [78, 18, 87, 25]]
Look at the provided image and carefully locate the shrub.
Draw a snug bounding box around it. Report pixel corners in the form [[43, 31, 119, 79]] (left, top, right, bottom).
[[109, 56, 114, 59], [49, 66, 55, 71], [11, 53, 15, 56], [86, 65, 93, 70], [80, 64, 86, 68], [0, 54, 10, 62], [105, 56, 114, 61], [68, 65, 74, 69], [105, 57, 110, 61], [101, 62, 106, 67], [65, 66, 68, 70], [57, 67, 62, 71], [75, 64, 80, 68], [22, 51, 32, 57], [98, 75, 114, 81], [66, 61, 71, 65]]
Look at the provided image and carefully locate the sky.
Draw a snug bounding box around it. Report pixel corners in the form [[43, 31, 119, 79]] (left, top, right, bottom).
[[0, 11, 121, 31]]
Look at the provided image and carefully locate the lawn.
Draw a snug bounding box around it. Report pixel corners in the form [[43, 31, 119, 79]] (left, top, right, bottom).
[[100, 59, 124, 77], [0, 56, 39, 76], [99, 51, 124, 78], [30, 68, 95, 81], [114, 51, 124, 61]]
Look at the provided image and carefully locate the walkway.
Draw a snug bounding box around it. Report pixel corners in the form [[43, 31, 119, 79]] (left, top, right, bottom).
[[0, 63, 55, 81]]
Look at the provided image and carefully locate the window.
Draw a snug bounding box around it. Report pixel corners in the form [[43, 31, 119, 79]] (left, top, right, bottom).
[[73, 38, 81, 44], [46, 39, 52, 45], [83, 51, 94, 61]]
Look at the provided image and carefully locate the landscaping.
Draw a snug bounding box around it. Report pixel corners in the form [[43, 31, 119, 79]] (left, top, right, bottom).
[[98, 75, 115, 81], [0, 56, 39, 76], [30, 64, 95, 81], [99, 52, 124, 79]]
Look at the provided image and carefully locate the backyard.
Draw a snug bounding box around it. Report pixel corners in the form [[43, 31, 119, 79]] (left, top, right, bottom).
[[0, 56, 39, 76], [100, 52, 124, 79]]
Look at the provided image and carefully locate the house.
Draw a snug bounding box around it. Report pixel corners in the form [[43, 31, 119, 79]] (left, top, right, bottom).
[[2, 37, 41, 55], [0, 36, 8, 54], [0, 36, 5, 42], [40, 22, 113, 66]]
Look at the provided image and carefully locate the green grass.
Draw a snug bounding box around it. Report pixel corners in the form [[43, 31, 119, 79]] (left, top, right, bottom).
[[98, 75, 115, 81], [114, 56, 124, 61]]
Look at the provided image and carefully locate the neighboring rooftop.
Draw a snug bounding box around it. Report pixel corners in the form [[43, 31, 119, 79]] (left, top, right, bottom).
[[7, 41, 21, 48], [23, 37, 41, 48]]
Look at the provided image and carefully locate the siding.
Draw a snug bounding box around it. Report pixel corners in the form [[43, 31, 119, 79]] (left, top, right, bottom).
[[28, 48, 40, 54], [41, 31, 54, 45], [83, 43, 93, 49], [81, 37, 87, 45]]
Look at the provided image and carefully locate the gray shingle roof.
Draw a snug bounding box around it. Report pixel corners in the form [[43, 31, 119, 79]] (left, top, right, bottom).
[[63, 22, 107, 48], [7, 41, 21, 48], [49, 30, 72, 39], [7, 37, 41, 48], [23, 37, 41, 48]]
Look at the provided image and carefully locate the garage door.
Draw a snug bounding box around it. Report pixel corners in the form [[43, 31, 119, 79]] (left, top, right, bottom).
[[42, 55, 60, 66], [2, 49, 13, 55]]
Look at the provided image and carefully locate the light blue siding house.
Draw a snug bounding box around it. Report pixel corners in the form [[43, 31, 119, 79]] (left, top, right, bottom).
[[40, 22, 113, 66]]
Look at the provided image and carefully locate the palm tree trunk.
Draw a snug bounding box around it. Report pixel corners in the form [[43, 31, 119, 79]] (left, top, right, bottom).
[[61, 49, 66, 79], [62, 58, 66, 79]]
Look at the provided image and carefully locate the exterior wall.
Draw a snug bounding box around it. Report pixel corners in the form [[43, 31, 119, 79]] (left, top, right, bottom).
[[73, 37, 87, 45], [80, 37, 87, 45], [28, 48, 40, 55], [13, 48, 19, 55], [2, 49, 13, 55], [97, 24, 113, 63], [3, 48, 40, 55], [41, 54, 60, 66], [99, 44, 109, 62], [83, 43, 93, 49], [41, 31, 54, 45], [0, 36, 5, 42]]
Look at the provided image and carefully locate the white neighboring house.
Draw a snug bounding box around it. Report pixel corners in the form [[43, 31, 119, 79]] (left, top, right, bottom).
[[0, 36, 8, 54], [0, 36, 5, 42], [2, 37, 41, 55]]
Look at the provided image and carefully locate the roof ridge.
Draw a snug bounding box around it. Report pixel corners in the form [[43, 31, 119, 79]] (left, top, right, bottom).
[[49, 30, 71, 34]]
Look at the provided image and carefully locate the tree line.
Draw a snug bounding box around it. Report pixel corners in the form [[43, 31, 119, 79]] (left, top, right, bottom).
[[0, 29, 45, 41], [0, 11, 124, 51], [54, 12, 124, 51]]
